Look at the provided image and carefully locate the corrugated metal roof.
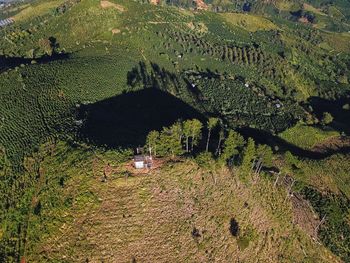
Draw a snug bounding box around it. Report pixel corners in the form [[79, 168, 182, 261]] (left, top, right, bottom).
[[134, 155, 145, 162]]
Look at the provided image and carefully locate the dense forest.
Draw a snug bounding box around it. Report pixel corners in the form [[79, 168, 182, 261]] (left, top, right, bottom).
[[1, 0, 350, 262]]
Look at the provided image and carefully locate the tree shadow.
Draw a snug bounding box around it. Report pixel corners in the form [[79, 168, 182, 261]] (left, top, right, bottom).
[[229, 218, 239, 237], [307, 96, 350, 135], [77, 88, 206, 148], [0, 45, 70, 73], [238, 127, 350, 160]]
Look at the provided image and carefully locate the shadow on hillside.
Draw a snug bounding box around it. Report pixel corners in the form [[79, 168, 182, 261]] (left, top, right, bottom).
[[0, 53, 70, 73], [308, 96, 350, 135], [239, 127, 350, 159], [78, 88, 206, 148]]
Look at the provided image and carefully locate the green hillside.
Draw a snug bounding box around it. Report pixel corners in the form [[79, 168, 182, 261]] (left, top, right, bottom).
[[1, 0, 350, 262], [9, 141, 343, 263]]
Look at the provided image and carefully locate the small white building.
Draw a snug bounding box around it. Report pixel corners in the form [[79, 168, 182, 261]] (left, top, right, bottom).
[[133, 155, 153, 169]]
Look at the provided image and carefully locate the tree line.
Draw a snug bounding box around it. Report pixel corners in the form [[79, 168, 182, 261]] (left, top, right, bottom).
[[145, 118, 274, 180]]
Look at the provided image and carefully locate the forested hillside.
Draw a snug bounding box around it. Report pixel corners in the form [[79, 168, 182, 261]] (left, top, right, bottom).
[[0, 0, 350, 261]]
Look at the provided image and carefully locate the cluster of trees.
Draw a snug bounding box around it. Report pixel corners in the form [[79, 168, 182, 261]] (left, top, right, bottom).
[[145, 118, 274, 180], [145, 118, 204, 157], [161, 28, 303, 91], [163, 29, 272, 69], [290, 9, 318, 24], [189, 75, 303, 132]]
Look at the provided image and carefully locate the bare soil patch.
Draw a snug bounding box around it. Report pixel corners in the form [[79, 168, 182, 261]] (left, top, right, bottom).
[[150, 0, 160, 5], [100, 1, 125, 12], [123, 157, 167, 175], [312, 136, 350, 153], [194, 0, 208, 10], [111, 28, 121, 34], [291, 193, 320, 239]]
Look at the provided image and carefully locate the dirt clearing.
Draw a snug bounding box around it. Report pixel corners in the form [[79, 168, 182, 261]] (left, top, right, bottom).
[[100, 1, 125, 12]]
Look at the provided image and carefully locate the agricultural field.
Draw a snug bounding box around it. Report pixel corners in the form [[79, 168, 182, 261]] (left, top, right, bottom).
[[220, 13, 278, 32], [279, 123, 340, 150], [0, 0, 350, 261]]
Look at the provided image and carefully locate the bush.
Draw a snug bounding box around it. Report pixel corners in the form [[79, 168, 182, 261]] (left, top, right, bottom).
[[195, 152, 214, 169]]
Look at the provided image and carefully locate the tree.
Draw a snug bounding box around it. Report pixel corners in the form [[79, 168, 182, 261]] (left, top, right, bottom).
[[240, 138, 256, 179], [158, 122, 183, 158], [284, 151, 301, 170], [252, 144, 273, 179], [256, 144, 273, 168], [190, 119, 203, 152], [220, 130, 245, 165], [38, 37, 59, 56], [216, 129, 224, 156], [321, 112, 333, 126], [183, 120, 192, 152], [195, 152, 214, 169], [183, 119, 203, 152], [206, 117, 219, 152], [145, 130, 159, 156]]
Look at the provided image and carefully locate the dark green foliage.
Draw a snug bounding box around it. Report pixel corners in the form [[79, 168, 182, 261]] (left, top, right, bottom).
[[195, 151, 214, 169], [321, 112, 334, 126], [240, 137, 256, 179], [256, 144, 274, 168], [301, 187, 350, 262], [220, 130, 245, 164]]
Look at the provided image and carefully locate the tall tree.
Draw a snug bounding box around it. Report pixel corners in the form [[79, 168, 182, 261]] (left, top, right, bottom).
[[216, 129, 224, 156], [256, 144, 273, 168], [158, 122, 183, 158], [206, 117, 219, 152], [240, 138, 256, 178], [190, 119, 203, 152], [220, 130, 245, 164], [183, 120, 192, 152], [145, 130, 160, 156]]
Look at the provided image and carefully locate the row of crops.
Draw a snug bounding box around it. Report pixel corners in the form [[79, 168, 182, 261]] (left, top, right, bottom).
[[158, 28, 285, 80], [0, 69, 75, 170], [156, 26, 323, 101], [126, 61, 304, 133], [0, 47, 137, 260]]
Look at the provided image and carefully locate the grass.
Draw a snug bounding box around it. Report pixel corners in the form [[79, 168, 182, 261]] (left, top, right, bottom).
[[17, 142, 340, 262], [13, 0, 66, 22], [221, 13, 278, 32], [1, 1, 350, 260], [275, 1, 300, 11], [296, 154, 350, 198], [279, 123, 340, 150], [321, 31, 350, 53], [303, 3, 326, 16]]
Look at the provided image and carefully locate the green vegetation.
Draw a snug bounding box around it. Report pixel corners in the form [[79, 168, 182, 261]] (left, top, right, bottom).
[[1, 139, 343, 262], [221, 13, 278, 32], [279, 123, 339, 150], [0, 0, 350, 261]]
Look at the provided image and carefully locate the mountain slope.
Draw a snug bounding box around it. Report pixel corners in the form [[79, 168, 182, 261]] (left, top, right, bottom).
[[19, 142, 341, 263]]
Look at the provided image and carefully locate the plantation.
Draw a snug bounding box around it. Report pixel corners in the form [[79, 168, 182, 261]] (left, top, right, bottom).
[[0, 0, 350, 261], [279, 123, 340, 150]]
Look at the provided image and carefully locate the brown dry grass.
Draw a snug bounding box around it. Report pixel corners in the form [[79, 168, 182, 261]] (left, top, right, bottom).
[[149, 0, 160, 5], [194, 0, 208, 10], [111, 28, 121, 34], [34, 160, 340, 262], [100, 1, 125, 12]]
